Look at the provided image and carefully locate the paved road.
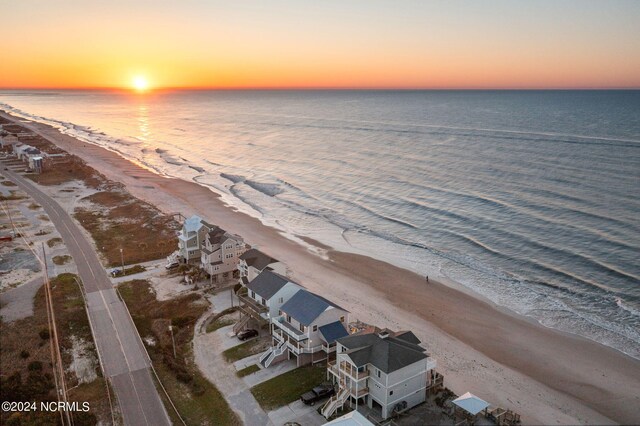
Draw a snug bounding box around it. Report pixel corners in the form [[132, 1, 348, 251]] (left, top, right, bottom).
[[1, 164, 171, 426]]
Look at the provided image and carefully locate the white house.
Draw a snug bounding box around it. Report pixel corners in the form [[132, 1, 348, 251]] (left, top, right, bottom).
[[244, 270, 302, 320], [260, 289, 349, 368], [235, 270, 302, 334], [177, 215, 212, 263], [199, 226, 246, 283], [238, 248, 286, 284], [322, 330, 437, 420]]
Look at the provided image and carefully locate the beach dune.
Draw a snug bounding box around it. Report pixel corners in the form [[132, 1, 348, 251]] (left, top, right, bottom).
[[3, 111, 640, 425]]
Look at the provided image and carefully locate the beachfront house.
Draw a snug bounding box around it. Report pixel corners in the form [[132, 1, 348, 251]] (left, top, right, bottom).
[[260, 289, 349, 368], [177, 215, 212, 264], [235, 269, 303, 333], [322, 330, 437, 420], [0, 134, 20, 150], [238, 248, 286, 284], [199, 225, 246, 284]]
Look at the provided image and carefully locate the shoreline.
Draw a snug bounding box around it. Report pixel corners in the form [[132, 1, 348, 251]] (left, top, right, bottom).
[[3, 110, 639, 424]]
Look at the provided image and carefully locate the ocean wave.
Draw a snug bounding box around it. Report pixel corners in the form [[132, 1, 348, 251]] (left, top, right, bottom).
[[244, 179, 284, 197], [220, 173, 245, 183]]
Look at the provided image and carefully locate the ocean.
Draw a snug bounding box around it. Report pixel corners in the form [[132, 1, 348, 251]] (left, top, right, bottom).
[[2, 89, 639, 358]]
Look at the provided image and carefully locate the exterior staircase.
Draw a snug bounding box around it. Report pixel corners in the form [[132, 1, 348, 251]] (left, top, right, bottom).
[[321, 386, 349, 419], [259, 340, 286, 368], [233, 314, 251, 335]]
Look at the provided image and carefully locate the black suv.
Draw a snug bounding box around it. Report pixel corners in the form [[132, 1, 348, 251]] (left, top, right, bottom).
[[237, 329, 259, 341]]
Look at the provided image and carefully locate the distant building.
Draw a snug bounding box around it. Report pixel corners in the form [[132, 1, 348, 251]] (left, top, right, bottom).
[[199, 225, 246, 283], [177, 215, 211, 264], [322, 329, 437, 420], [0, 134, 20, 150], [29, 156, 43, 173]]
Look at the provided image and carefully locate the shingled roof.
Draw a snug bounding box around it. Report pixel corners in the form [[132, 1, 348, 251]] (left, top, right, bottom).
[[319, 321, 349, 344], [247, 270, 295, 300], [240, 249, 278, 270], [280, 289, 346, 326], [337, 332, 427, 374]]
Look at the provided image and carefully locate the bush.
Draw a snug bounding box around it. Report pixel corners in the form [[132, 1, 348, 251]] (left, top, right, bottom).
[[176, 371, 193, 384], [39, 329, 50, 340], [27, 361, 43, 372], [20, 350, 30, 359], [171, 316, 195, 328]]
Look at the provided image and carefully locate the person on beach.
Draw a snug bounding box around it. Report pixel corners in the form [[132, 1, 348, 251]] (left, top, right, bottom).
[[426, 275, 429, 283]]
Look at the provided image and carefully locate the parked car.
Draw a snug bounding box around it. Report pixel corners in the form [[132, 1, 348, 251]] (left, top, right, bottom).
[[110, 268, 122, 277], [165, 261, 179, 270], [236, 329, 259, 341], [300, 384, 335, 405]]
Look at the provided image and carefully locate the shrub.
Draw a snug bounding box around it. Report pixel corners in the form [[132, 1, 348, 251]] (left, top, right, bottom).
[[19, 350, 30, 359], [28, 361, 43, 372], [39, 329, 50, 340]]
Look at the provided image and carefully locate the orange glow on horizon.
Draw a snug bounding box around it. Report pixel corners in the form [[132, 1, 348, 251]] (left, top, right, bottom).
[[1, 2, 639, 90]]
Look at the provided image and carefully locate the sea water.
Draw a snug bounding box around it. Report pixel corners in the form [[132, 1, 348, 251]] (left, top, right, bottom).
[[2, 89, 639, 358]]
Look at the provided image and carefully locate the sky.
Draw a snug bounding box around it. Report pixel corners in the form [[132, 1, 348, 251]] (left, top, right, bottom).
[[1, 0, 639, 90]]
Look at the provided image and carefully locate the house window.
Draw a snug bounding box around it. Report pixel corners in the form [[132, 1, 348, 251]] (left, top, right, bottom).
[[250, 291, 255, 298], [389, 390, 394, 396], [312, 325, 318, 332], [376, 369, 381, 378], [340, 316, 345, 323], [278, 297, 283, 303], [286, 314, 291, 323], [299, 323, 305, 332]]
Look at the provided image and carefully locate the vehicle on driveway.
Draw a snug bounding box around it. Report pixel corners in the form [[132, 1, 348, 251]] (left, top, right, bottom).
[[165, 261, 179, 270], [236, 329, 259, 341], [300, 384, 335, 405], [110, 268, 123, 277]]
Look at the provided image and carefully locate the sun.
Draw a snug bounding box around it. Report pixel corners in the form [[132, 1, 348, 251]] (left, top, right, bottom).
[[132, 75, 150, 92]]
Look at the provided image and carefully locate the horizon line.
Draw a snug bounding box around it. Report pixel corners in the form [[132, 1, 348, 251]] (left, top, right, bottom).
[[1, 86, 640, 92]]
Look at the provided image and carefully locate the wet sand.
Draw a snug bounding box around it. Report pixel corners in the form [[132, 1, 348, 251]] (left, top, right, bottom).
[[3, 110, 639, 425]]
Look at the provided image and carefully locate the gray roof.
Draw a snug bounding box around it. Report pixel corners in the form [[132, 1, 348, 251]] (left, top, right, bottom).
[[240, 249, 278, 270], [280, 289, 346, 326], [337, 333, 427, 374], [319, 321, 349, 344], [246, 270, 291, 300]]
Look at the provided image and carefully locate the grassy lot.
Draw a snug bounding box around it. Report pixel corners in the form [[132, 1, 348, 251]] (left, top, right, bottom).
[[52, 254, 72, 265], [250, 365, 327, 410], [111, 264, 146, 277], [222, 339, 267, 363], [0, 273, 112, 425], [25, 154, 106, 189], [117, 279, 240, 425], [74, 190, 178, 266], [206, 317, 234, 333], [237, 364, 261, 378]]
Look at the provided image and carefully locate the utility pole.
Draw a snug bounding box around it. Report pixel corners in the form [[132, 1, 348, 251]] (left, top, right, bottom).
[[169, 325, 177, 358], [120, 247, 125, 275]]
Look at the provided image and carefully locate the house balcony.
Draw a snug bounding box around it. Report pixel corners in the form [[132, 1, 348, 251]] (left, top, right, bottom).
[[272, 315, 307, 342], [238, 294, 269, 320], [327, 361, 369, 381], [272, 328, 324, 354], [348, 387, 369, 398]]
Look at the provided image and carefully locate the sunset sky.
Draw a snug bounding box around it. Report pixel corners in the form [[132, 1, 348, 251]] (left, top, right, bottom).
[[1, 0, 639, 90]]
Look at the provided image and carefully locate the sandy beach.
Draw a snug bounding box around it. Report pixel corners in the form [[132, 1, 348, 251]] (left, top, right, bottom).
[[3, 111, 639, 425]]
